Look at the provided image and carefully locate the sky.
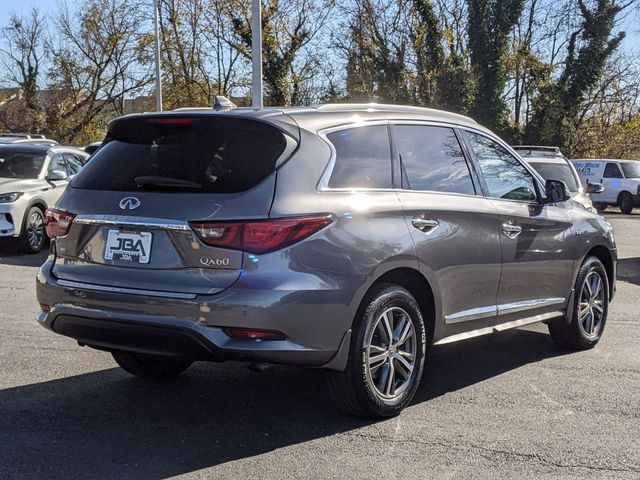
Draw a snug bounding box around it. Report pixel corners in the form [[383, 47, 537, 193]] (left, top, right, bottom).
[[0, 0, 638, 55]]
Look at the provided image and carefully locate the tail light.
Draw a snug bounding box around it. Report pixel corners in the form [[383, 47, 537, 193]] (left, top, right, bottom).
[[44, 208, 76, 238], [190, 215, 333, 254]]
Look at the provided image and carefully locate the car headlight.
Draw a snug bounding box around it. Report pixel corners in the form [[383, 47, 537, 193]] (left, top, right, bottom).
[[0, 192, 23, 203]]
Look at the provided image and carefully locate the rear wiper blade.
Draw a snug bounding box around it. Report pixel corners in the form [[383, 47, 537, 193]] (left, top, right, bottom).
[[134, 176, 202, 189]]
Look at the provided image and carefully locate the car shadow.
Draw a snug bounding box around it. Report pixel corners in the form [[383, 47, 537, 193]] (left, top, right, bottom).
[[1, 329, 566, 479], [0, 248, 48, 267], [617, 257, 640, 287]]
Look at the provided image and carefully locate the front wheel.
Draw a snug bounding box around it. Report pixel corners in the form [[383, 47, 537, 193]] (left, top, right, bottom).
[[112, 351, 193, 379], [19, 206, 46, 253], [548, 256, 609, 350], [594, 203, 607, 212], [326, 284, 427, 418]]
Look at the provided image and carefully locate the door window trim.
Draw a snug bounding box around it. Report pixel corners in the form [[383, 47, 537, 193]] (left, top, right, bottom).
[[317, 120, 396, 192], [457, 127, 546, 205], [388, 122, 481, 196]]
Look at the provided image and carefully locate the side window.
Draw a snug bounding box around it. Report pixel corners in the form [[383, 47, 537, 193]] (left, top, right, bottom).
[[326, 125, 392, 189], [466, 132, 537, 202], [395, 125, 475, 195], [48, 153, 69, 175], [603, 163, 623, 179], [63, 153, 84, 175]]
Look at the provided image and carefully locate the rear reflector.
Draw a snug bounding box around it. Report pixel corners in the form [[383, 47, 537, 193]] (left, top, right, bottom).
[[44, 208, 76, 238], [224, 328, 284, 340], [39, 304, 50, 313], [191, 215, 333, 254]]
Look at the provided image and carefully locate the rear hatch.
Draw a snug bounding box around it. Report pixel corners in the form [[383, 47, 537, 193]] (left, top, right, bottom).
[[51, 114, 295, 296]]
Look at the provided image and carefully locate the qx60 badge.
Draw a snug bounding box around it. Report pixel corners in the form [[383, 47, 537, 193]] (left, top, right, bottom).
[[119, 197, 141, 210]]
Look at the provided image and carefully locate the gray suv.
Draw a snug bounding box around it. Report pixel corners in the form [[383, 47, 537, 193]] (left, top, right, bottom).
[[36, 104, 617, 418]]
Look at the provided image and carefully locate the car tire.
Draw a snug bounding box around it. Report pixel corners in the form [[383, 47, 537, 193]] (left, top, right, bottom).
[[112, 351, 193, 379], [326, 283, 427, 418], [594, 203, 607, 212], [548, 256, 609, 350], [618, 192, 634, 214], [18, 206, 47, 254]]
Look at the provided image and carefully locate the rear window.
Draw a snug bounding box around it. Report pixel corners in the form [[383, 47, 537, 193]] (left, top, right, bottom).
[[71, 116, 287, 193], [326, 125, 392, 189], [528, 162, 580, 192]]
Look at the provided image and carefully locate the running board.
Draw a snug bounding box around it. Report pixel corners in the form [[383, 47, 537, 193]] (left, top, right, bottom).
[[433, 311, 564, 346]]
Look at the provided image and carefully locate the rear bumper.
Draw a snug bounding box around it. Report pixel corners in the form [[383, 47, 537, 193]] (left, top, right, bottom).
[[36, 257, 356, 370]]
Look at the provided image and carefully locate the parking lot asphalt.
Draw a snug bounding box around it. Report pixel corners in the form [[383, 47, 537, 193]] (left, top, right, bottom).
[[0, 211, 639, 480]]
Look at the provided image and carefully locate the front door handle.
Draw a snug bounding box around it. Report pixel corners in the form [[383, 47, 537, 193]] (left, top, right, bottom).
[[412, 218, 439, 233], [502, 223, 522, 239]]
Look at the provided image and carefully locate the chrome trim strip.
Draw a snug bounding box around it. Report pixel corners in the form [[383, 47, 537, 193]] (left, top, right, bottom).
[[445, 305, 497, 324], [445, 297, 565, 324], [56, 279, 197, 299], [497, 297, 565, 315], [74, 215, 191, 231], [435, 311, 563, 345]]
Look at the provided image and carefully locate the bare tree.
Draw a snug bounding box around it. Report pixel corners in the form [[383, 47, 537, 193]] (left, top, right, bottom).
[[47, 0, 154, 142]]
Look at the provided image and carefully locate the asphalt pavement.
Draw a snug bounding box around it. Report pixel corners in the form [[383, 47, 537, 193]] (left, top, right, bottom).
[[0, 211, 638, 479]]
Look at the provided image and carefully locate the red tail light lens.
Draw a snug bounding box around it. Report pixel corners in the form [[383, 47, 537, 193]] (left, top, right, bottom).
[[224, 328, 285, 340], [44, 208, 76, 238], [190, 215, 333, 254]]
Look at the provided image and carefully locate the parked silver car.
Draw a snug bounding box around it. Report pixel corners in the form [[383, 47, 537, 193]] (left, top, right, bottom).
[[513, 146, 603, 212], [36, 104, 617, 417], [0, 144, 89, 252]]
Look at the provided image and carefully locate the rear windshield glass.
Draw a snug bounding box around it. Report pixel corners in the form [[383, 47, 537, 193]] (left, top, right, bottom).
[[0, 150, 46, 179], [528, 162, 580, 192], [71, 116, 287, 193]]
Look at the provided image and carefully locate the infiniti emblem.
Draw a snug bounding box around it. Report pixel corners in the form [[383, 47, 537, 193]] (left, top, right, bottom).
[[119, 197, 141, 210]]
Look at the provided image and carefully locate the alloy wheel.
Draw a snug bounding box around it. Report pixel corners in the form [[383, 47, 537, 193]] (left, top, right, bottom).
[[578, 271, 605, 340], [27, 211, 45, 250], [365, 307, 417, 401]]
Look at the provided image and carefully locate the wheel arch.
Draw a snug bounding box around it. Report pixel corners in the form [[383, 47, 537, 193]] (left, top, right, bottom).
[[585, 245, 615, 300], [616, 190, 633, 203], [359, 267, 436, 345]]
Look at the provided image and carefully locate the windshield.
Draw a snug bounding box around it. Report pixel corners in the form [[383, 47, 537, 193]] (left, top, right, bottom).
[[528, 161, 580, 192], [0, 150, 46, 179], [621, 162, 640, 178], [72, 116, 287, 193]]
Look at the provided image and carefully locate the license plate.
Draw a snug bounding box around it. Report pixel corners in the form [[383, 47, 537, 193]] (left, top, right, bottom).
[[104, 230, 153, 264]]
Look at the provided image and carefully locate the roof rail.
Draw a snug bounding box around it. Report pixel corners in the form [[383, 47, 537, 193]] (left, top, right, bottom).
[[512, 145, 562, 154], [317, 103, 478, 124]]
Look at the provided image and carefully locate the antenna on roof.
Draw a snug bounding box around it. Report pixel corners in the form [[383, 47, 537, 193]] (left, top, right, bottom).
[[212, 96, 237, 111]]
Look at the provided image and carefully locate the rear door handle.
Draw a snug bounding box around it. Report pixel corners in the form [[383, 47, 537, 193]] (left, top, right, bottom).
[[502, 223, 522, 239], [412, 218, 439, 233]]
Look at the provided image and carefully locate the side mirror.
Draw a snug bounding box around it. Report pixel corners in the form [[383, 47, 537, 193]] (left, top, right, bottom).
[[545, 179, 570, 203], [47, 169, 68, 181], [586, 182, 604, 194]]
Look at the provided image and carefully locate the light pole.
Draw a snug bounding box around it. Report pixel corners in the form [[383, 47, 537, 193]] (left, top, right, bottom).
[[251, 0, 263, 109], [153, 0, 163, 112]]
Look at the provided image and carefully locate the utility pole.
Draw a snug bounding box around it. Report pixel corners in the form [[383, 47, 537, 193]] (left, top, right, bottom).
[[153, 0, 163, 112], [251, 0, 263, 109]]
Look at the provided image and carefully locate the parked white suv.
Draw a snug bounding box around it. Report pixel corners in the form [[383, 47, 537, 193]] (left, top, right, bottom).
[[0, 144, 89, 252], [571, 159, 640, 214], [513, 146, 601, 212]]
